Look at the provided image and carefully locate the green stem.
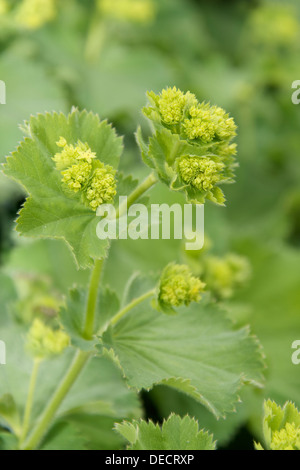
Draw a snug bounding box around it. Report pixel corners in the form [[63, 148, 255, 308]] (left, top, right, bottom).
[[99, 289, 156, 335], [20, 359, 41, 445], [116, 172, 158, 219], [83, 258, 104, 339], [20, 350, 90, 451]]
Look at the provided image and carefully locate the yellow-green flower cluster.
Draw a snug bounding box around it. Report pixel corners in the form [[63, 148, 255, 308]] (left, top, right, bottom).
[[201, 254, 251, 300], [178, 157, 224, 192], [148, 87, 237, 145], [15, 0, 57, 30], [159, 263, 205, 312], [183, 103, 237, 144], [53, 137, 117, 211], [85, 166, 117, 211], [26, 318, 69, 360], [140, 86, 237, 205], [54, 137, 97, 171], [98, 0, 155, 24], [256, 400, 300, 451]]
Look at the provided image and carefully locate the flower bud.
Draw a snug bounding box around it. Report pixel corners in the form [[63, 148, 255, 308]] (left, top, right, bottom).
[[158, 263, 205, 314]]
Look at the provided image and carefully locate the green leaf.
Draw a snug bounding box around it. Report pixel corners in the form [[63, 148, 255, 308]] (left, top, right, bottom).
[[115, 414, 216, 450], [97, 287, 120, 333], [116, 173, 139, 199], [0, 306, 141, 445], [122, 272, 158, 307], [100, 299, 264, 419], [0, 432, 18, 450], [59, 288, 97, 351], [0, 395, 21, 436], [148, 385, 250, 448], [140, 128, 229, 205], [5, 239, 89, 293], [0, 48, 65, 162], [60, 286, 120, 350], [40, 421, 87, 451], [59, 414, 128, 450], [231, 240, 300, 435], [3, 109, 123, 268]]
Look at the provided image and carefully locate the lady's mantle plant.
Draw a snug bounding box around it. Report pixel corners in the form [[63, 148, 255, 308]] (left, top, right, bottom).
[[1, 89, 264, 450]]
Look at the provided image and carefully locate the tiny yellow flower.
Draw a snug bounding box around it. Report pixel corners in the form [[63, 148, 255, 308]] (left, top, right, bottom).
[[84, 164, 117, 210], [53, 138, 96, 171], [62, 161, 92, 193]]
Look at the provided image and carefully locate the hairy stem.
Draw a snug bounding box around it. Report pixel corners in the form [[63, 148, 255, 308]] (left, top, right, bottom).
[[83, 258, 104, 339], [20, 359, 41, 445], [116, 172, 158, 219], [21, 350, 90, 451]]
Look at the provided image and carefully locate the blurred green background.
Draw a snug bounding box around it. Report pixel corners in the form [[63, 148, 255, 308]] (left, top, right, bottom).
[[0, 0, 300, 450]]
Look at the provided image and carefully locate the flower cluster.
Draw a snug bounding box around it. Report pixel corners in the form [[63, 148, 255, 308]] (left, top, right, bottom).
[[15, 0, 57, 30], [139, 87, 237, 205], [158, 263, 205, 314], [146, 87, 237, 145], [54, 137, 117, 211], [26, 319, 69, 360], [98, 0, 155, 24], [178, 156, 224, 193], [256, 400, 300, 451]]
